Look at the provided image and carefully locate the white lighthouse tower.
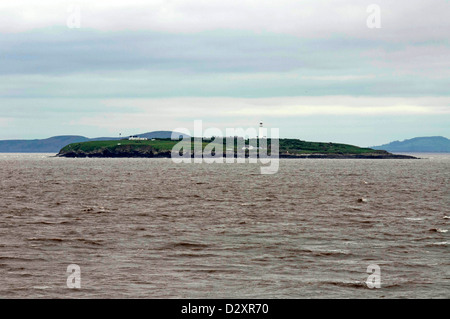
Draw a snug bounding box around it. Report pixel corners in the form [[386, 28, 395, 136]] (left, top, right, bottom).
[[258, 122, 266, 139]]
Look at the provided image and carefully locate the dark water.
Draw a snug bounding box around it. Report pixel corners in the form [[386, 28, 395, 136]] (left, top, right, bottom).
[[0, 154, 449, 298]]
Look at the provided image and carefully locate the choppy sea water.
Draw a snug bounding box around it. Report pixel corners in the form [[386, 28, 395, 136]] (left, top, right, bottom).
[[0, 153, 448, 298]]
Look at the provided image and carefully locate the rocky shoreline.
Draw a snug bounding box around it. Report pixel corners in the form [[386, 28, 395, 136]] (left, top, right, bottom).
[[279, 153, 417, 159]]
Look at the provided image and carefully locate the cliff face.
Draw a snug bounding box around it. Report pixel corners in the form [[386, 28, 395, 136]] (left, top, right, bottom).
[[59, 144, 171, 158]]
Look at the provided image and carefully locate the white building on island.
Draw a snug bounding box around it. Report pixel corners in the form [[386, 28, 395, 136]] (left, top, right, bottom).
[[129, 135, 148, 141], [258, 122, 266, 139]]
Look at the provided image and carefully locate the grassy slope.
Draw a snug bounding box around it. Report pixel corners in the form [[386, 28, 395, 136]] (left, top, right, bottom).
[[276, 139, 381, 154], [60, 138, 384, 155], [60, 139, 185, 153]]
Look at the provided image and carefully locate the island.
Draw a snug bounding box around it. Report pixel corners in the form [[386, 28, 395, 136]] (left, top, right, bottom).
[[57, 138, 417, 159]]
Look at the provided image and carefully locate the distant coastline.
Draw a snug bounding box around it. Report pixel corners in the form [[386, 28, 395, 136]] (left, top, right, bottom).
[[371, 136, 450, 153]]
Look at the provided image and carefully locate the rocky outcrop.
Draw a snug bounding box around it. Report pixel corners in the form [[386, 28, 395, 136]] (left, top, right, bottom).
[[278, 153, 417, 159]]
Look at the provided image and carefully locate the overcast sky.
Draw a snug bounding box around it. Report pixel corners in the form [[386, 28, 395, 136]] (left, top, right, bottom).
[[1, 0, 449, 146]]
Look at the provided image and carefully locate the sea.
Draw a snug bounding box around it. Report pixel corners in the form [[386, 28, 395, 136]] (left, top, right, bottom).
[[0, 153, 449, 298]]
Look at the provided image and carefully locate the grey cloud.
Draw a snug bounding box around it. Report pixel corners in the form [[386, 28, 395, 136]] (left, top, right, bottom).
[[3, 27, 446, 77], [1, 68, 449, 99]]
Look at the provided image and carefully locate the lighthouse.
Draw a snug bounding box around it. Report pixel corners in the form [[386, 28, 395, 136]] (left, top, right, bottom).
[[258, 122, 266, 139]]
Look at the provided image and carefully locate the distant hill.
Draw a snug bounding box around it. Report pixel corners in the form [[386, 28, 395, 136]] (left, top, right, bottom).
[[137, 131, 188, 140], [371, 136, 450, 153], [0, 131, 189, 153], [0, 136, 90, 153]]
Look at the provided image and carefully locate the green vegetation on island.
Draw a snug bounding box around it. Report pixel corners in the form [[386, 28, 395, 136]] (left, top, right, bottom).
[[58, 138, 416, 159]]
